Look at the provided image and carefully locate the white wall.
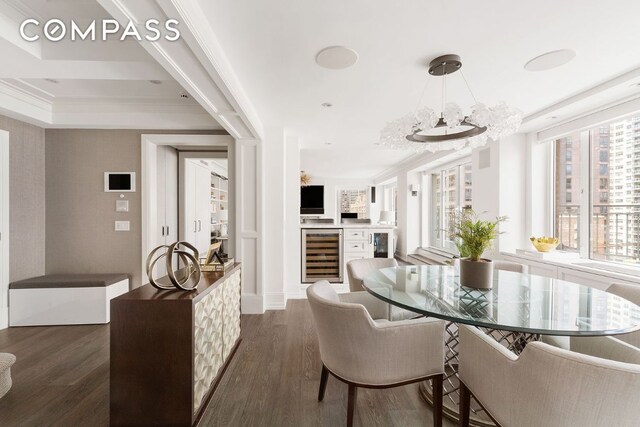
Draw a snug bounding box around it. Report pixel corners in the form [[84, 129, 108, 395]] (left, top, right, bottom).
[[235, 139, 263, 313], [284, 134, 301, 298], [378, 135, 530, 260], [304, 177, 374, 221], [0, 130, 8, 330], [263, 127, 287, 309]]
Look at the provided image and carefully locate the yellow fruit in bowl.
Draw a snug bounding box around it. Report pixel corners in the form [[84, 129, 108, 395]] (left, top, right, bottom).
[[530, 236, 559, 252]]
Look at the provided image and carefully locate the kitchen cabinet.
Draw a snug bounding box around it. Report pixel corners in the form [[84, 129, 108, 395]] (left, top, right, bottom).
[[343, 227, 394, 287]]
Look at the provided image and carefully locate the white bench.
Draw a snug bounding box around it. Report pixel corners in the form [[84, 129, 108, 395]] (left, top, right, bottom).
[[9, 274, 130, 326]]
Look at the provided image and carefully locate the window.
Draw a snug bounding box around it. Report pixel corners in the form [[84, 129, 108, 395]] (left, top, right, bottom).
[[599, 178, 608, 190], [382, 184, 398, 225], [429, 161, 472, 251], [554, 114, 640, 265], [339, 189, 368, 218], [555, 134, 581, 252], [599, 150, 609, 162]]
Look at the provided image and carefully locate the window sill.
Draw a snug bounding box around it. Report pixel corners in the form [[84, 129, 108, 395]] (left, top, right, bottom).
[[417, 247, 457, 264], [501, 251, 640, 282]]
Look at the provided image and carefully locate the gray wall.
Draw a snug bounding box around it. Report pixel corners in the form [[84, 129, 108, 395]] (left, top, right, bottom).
[[45, 130, 143, 287], [45, 129, 225, 288], [0, 115, 46, 282]]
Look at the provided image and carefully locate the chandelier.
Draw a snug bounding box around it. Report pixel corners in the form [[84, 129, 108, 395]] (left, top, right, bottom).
[[380, 54, 522, 152]]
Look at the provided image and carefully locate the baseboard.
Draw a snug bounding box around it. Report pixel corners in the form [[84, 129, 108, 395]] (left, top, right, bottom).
[[286, 289, 303, 300], [0, 306, 7, 330], [241, 294, 264, 314], [264, 292, 286, 310], [297, 282, 349, 298]]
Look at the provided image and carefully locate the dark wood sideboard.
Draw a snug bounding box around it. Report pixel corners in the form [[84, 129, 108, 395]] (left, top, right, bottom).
[[110, 264, 241, 426]]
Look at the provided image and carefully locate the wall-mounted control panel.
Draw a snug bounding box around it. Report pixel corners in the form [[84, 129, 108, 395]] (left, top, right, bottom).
[[115, 221, 130, 232]]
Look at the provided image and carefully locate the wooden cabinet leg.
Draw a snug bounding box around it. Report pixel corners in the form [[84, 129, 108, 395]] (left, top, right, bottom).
[[318, 364, 329, 402], [459, 381, 471, 427], [432, 374, 443, 427], [347, 384, 357, 427]]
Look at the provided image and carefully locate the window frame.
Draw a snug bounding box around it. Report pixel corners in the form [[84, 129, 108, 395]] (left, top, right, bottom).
[[424, 158, 473, 253], [551, 117, 640, 265]]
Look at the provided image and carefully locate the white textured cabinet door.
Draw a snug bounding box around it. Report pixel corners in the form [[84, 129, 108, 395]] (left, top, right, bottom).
[[193, 284, 224, 413], [222, 270, 241, 359]]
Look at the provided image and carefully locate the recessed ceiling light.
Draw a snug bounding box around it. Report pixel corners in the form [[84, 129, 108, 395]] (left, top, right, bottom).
[[149, 80, 163, 85], [315, 46, 358, 70], [44, 78, 59, 84], [321, 102, 333, 108], [524, 49, 576, 72]]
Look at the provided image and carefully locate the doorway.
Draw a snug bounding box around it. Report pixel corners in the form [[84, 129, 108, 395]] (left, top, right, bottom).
[[178, 153, 230, 258], [140, 134, 234, 284]]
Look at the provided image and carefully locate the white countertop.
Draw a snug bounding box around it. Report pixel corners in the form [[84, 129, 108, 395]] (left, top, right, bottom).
[[300, 223, 395, 229]]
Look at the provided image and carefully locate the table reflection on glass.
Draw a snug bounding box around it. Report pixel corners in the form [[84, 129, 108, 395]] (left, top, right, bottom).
[[363, 265, 640, 426]]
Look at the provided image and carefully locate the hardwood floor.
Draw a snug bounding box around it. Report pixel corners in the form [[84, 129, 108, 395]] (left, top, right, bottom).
[[0, 300, 453, 426]]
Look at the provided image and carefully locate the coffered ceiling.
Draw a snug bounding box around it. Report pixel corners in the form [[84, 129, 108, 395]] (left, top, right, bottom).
[[0, 0, 221, 129]]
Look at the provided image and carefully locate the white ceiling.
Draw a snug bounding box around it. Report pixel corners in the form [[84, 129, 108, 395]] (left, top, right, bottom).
[[200, 0, 640, 177], [0, 0, 221, 129]]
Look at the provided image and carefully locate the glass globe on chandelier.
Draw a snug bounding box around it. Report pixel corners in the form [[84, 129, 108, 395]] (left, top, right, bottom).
[[380, 54, 523, 152]]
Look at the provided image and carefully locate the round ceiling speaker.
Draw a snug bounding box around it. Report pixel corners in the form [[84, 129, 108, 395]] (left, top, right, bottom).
[[315, 46, 359, 69], [524, 49, 576, 72]]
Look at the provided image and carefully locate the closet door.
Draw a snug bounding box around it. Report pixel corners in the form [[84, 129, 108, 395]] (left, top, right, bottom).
[[184, 161, 198, 248], [155, 147, 168, 276], [164, 147, 178, 244], [195, 165, 212, 254]]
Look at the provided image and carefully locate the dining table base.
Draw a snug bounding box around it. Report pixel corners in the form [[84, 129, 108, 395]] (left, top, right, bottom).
[[419, 321, 541, 427]]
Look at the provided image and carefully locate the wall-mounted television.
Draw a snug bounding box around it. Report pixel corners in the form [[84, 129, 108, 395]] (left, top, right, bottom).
[[301, 185, 324, 215], [104, 172, 136, 192]]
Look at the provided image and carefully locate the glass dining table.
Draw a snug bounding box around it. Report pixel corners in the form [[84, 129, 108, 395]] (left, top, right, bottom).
[[362, 265, 640, 427]]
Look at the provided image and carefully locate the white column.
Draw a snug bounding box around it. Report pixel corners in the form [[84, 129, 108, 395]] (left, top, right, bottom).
[[235, 138, 264, 314], [284, 134, 301, 298], [262, 127, 287, 309], [472, 135, 528, 256]]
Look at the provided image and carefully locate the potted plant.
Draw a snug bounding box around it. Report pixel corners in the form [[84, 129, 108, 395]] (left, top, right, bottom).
[[450, 210, 506, 289]]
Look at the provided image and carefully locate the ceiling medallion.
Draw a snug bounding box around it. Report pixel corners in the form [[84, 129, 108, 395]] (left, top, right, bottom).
[[380, 54, 522, 152]]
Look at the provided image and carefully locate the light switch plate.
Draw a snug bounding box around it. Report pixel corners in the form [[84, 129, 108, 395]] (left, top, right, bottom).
[[116, 200, 129, 212], [115, 221, 130, 231]]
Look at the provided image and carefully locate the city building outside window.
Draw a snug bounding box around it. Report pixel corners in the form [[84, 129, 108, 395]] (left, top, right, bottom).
[[339, 189, 368, 218], [554, 114, 640, 265], [429, 161, 472, 251]]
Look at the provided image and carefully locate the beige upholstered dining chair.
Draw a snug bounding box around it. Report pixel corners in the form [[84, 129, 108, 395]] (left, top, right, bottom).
[[493, 260, 528, 274], [346, 258, 417, 320], [569, 282, 640, 361], [346, 258, 398, 292], [458, 324, 640, 427], [0, 353, 16, 399], [307, 280, 445, 427]]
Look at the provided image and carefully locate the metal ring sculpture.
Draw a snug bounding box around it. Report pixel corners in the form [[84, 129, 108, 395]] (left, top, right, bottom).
[[146, 241, 201, 291]]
